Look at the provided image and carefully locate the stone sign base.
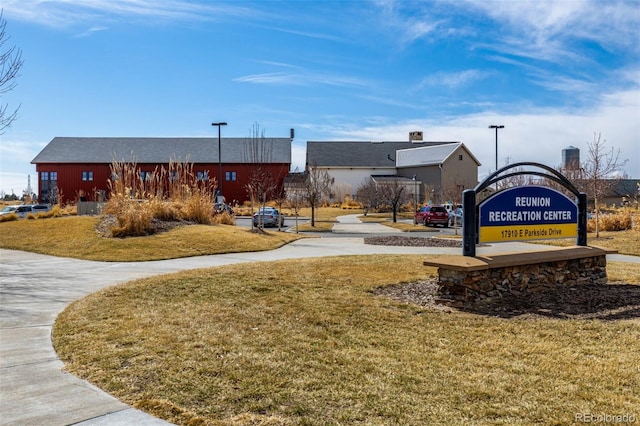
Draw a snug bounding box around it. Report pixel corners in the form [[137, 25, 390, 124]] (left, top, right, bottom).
[[424, 246, 615, 308]]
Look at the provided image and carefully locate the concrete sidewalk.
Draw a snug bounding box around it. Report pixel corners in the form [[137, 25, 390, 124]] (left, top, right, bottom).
[[0, 237, 462, 426], [1, 228, 638, 425], [331, 213, 404, 233]]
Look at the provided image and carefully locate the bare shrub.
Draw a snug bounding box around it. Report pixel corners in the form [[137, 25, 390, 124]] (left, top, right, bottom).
[[587, 212, 632, 232], [38, 205, 62, 219], [213, 211, 236, 225]]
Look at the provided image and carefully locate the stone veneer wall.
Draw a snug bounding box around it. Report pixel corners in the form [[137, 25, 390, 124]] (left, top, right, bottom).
[[436, 255, 608, 307]]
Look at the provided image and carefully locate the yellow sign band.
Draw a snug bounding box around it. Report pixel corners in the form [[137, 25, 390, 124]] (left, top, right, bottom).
[[479, 223, 578, 243]]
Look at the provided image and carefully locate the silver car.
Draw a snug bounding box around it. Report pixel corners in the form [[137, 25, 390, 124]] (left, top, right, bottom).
[[0, 205, 19, 216], [253, 207, 284, 228], [14, 204, 51, 218]]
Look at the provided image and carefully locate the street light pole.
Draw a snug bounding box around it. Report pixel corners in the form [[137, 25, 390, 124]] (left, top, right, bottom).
[[488, 125, 504, 173], [413, 174, 418, 210], [211, 122, 227, 201]]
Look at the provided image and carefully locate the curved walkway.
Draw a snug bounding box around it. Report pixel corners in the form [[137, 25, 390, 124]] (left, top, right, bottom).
[[1, 217, 638, 425]]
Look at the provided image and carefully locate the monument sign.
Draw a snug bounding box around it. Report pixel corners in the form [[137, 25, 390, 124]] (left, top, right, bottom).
[[478, 186, 578, 243]]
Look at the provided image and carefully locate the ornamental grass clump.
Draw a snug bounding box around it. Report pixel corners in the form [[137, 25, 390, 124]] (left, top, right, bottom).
[[213, 210, 235, 225], [588, 212, 633, 232], [110, 200, 153, 238], [181, 190, 213, 224], [106, 159, 218, 236]]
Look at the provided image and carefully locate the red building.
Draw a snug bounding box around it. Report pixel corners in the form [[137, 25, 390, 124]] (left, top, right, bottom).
[[31, 137, 292, 205]]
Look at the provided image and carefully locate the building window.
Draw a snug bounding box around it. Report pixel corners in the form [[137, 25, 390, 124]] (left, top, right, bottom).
[[82, 171, 94, 181], [197, 171, 209, 181], [458, 154, 463, 161], [225, 171, 237, 181], [40, 171, 58, 204], [139, 171, 152, 181]]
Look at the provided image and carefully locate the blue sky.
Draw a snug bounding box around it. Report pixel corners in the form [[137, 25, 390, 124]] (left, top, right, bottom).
[[1, 0, 639, 196]]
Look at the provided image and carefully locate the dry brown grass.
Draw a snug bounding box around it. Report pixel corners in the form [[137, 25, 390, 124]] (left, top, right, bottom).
[[0, 216, 300, 261], [0, 213, 18, 222], [535, 227, 640, 257], [53, 255, 640, 425]]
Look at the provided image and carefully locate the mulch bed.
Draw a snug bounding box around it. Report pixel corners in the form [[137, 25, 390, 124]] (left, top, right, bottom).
[[365, 236, 462, 248], [95, 215, 195, 238]]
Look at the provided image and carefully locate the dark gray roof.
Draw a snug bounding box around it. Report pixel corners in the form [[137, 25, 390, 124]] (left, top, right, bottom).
[[32, 137, 292, 164], [610, 179, 640, 197], [306, 141, 456, 167]]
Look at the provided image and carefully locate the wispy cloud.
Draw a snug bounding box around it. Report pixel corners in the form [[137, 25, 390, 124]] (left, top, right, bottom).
[[254, 60, 304, 70], [233, 71, 368, 88], [417, 69, 490, 90], [74, 25, 109, 38], [3, 0, 255, 28], [355, 94, 424, 110], [529, 73, 596, 95], [459, 0, 640, 61], [265, 26, 346, 43]]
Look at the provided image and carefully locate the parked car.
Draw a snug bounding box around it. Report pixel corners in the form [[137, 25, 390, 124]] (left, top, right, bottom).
[[442, 203, 461, 215], [14, 204, 51, 218], [253, 207, 284, 228], [0, 205, 20, 216], [449, 207, 463, 227], [414, 205, 449, 227]]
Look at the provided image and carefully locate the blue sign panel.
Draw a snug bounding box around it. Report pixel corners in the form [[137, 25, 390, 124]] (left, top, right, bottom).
[[479, 186, 578, 243]]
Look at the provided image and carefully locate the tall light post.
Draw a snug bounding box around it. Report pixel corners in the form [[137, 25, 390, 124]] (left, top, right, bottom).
[[413, 174, 418, 210], [488, 125, 504, 174], [211, 122, 227, 201]]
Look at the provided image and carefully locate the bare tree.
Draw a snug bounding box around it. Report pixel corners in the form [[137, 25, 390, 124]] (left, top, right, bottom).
[[419, 182, 437, 205], [581, 132, 627, 237], [272, 183, 288, 231], [0, 10, 23, 133], [356, 178, 383, 216], [303, 164, 333, 227], [243, 123, 279, 229], [376, 177, 410, 223], [285, 183, 307, 233]]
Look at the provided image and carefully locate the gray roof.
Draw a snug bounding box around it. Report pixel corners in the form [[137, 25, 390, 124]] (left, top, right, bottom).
[[609, 179, 640, 197], [32, 137, 292, 164], [396, 142, 481, 167], [306, 141, 456, 167]]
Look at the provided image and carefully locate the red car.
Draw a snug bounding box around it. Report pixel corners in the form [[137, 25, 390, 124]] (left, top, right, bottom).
[[414, 205, 449, 227]]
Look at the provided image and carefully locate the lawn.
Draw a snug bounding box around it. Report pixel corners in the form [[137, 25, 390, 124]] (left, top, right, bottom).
[[54, 255, 640, 425], [0, 216, 302, 261], [533, 228, 640, 257]]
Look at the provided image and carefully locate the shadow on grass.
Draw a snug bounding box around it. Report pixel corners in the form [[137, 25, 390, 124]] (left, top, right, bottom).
[[460, 283, 640, 321], [377, 280, 640, 321]]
